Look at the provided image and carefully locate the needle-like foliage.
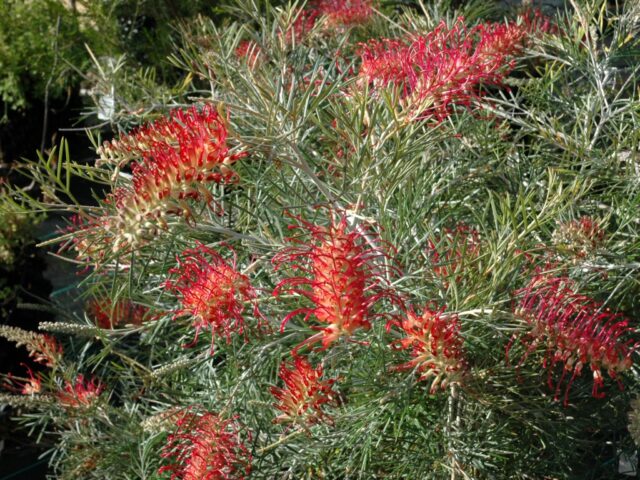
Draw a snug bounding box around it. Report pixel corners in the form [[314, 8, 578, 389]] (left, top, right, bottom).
[[3, 1, 640, 479]]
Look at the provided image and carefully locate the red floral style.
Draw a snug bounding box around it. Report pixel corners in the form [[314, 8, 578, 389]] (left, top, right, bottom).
[[508, 275, 637, 405], [273, 212, 398, 351], [87, 297, 148, 329], [271, 355, 337, 425], [165, 243, 259, 353], [426, 224, 481, 285], [357, 16, 550, 120], [56, 375, 103, 408], [159, 410, 251, 480], [388, 304, 466, 393]]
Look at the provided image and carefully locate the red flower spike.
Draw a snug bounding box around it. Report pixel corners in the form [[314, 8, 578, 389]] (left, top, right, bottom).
[[165, 243, 261, 353], [388, 304, 466, 393], [96, 105, 245, 253], [270, 355, 337, 426], [508, 275, 637, 405], [129, 105, 243, 207], [98, 105, 241, 171], [159, 410, 251, 480], [87, 297, 148, 329], [357, 16, 550, 121], [56, 375, 103, 408], [272, 212, 399, 351]]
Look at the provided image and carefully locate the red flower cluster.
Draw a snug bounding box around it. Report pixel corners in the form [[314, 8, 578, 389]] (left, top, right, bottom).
[[96, 106, 245, 252], [128, 106, 242, 206], [388, 304, 466, 393], [159, 410, 251, 480], [357, 15, 549, 120], [98, 105, 240, 170], [426, 224, 481, 285], [271, 355, 337, 426], [273, 212, 396, 351], [165, 243, 259, 353], [311, 0, 375, 28], [508, 275, 636, 405], [56, 375, 103, 408], [552, 216, 606, 258], [87, 297, 148, 329], [281, 0, 374, 44]]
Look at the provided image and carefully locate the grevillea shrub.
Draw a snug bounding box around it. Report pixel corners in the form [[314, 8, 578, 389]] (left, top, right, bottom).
[[3, 1, 640, 479]]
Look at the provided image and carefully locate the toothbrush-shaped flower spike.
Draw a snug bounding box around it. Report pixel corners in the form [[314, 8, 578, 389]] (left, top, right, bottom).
[[273, 211, 399, 351]]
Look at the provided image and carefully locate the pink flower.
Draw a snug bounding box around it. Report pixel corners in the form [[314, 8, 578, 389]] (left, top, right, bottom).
[[56, 375, 103, 408], [165, 243, 260, 352], [273, 212, 398, 351], [508, 275, 637, 405], [271, 355, 337, 426], [388, 304, 466, 393], [159, 410, 251, 480]]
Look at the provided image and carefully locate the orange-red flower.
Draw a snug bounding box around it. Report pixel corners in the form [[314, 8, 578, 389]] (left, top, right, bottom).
[[271, 355, 337, 425], [56, 374, 103, 408], [30, 334, 62, 368], [273, 212, 397, 351], [126, 106, 242, 210], [388, 304, 466, 393], [159, 410, 251, 480], [94, 105, 245, 253], [508, 275, 637, 405], [165, 243, 259, 352]]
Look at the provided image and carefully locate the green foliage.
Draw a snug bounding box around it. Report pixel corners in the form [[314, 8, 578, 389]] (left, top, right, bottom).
[[0, 0, 86, 112], [4, 1, 640, 479]]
